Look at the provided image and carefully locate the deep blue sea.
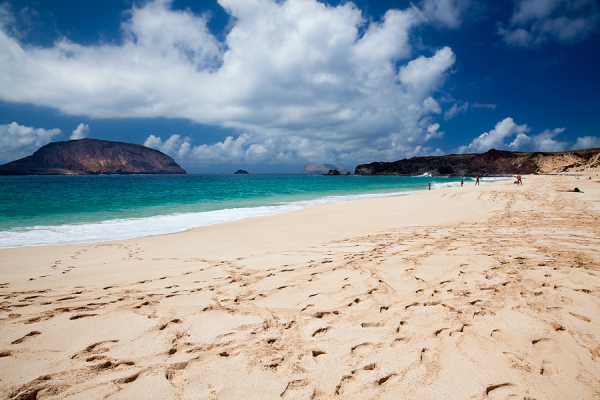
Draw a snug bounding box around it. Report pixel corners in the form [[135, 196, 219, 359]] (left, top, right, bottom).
[[0, 174, 474, 248]]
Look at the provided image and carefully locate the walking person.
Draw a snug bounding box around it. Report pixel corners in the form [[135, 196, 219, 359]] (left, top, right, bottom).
[[475, 176, 480, 186]]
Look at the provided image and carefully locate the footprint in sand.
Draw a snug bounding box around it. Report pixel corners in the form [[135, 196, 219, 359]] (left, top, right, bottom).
[[70, 313, 98, 320], [551, 323, 566, 332], [361, 322, 384, 328], [351, 342, 374, 355], [11, 331, 41, 344], [280, 379, 310, 399], [485, 382, 514, 396], [420, 348, 433, 362], [569, 312, 591, 322], [312, 327, 329, 337], [396, 320, 408, 333], [541, 360, 558, 376], [114, 371, 141, 384], [375, 373, 394, 386], [391, 337, 410, 347], [434, 328, 449, 337], [72, 340, 119, 360], [532, 338, 552, 345], [311, 350, 327, 364], [158, 318, 182, 330], [335, 374, 356, 395]]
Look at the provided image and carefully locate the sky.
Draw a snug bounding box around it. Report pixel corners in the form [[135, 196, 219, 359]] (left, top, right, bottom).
[[1, 0, 599, 173]]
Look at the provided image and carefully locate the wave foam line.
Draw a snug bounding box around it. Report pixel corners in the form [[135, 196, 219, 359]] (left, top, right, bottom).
[[0, 190, 418, 249]]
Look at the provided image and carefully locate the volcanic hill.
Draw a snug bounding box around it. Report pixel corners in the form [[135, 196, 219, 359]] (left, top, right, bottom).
[[0, 139, 186, 175]]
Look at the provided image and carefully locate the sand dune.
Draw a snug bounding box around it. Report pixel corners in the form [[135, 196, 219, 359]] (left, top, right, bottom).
[[1, 173, 599, 399]]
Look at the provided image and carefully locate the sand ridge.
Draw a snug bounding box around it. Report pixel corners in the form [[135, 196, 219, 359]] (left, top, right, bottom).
[[0, 174, 599, 399]]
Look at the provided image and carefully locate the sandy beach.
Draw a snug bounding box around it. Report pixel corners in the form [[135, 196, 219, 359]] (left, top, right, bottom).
[[1, 173, 599, 399]]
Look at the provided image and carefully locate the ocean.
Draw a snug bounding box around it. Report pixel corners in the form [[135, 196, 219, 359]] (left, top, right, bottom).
[[0, 174, 472, 248]]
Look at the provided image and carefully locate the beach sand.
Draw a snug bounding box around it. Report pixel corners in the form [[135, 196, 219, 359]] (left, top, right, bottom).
[[1, 173, 599, 399]]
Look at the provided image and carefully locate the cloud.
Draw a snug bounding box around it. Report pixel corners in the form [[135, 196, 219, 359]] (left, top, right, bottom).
[[508, 132, 531, 149], [0, 0, 457, 166], [144, 134, 191, 159], [0, 122, 62, 164], [472, 103, 496, 109], [457, 118, 598, 153], [573, 135, 600, 150], [424, 123, 444, 141], [444, 102, 468, 120], [420, 0, 469, 28], [457, 117, 530, 153], [498, 0, 600, 47], [70, 123, 89, 140], [525, 127, 568, 152], [398, 46, 456, 95]]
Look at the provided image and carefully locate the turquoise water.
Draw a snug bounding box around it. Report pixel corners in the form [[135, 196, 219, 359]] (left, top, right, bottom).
[[0, 174, 466, 247]]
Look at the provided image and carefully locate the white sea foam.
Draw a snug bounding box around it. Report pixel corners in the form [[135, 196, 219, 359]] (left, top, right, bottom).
[[0, 190, 418, 248]]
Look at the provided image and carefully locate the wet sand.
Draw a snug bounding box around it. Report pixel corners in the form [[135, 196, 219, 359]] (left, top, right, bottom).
[[1, 173, 599, 399]]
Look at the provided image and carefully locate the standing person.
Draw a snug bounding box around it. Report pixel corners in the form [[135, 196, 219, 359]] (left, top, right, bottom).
[[428, 183, 431, 191], [475, 176, 480, 186], [460, 179, 464, 187], [516, 175, 522, 185]]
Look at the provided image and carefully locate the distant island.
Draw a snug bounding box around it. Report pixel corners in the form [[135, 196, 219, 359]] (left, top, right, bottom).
[[355, 148, 600, 176], [301, 163, 351, 175], [323, 169, 351, 176], [0, 138, 186, 175], [234, 169, 249, 174]]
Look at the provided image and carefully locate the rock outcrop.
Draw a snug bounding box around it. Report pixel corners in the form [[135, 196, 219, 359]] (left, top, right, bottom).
[[355, 148, 600, 176], [301, 164, 351, 175], [0, 139, 187, 175], [234, 169, 249, 174]]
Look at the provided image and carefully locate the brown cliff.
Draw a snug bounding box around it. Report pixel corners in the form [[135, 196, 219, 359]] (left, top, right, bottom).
[[0, 139, 186, 175], [354, 148, 600, 176]]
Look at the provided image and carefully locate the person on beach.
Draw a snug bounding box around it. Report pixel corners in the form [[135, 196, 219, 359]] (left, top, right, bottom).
[[557, 188, 583, 192], [516, 175, 522, 185], [428, 183, 431, 191], [460, 179, 464, 187], [475, 176, 480, 186]]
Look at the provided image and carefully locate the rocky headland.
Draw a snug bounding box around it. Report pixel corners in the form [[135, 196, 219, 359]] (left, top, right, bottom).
[[0, 139, 186, 175], [301, 163, 350, 175], [354, 148, 600, 176]]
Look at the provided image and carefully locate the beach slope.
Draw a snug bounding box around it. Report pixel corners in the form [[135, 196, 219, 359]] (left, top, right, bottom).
[[1, 174, 599, 399]]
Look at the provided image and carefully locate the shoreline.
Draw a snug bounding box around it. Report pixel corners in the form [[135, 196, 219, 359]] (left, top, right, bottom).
[[1, 173, 599, 399], [0, 176, 499, 249]]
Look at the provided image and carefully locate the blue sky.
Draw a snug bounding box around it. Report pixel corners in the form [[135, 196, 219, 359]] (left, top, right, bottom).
[[1, 0, 599, 173]]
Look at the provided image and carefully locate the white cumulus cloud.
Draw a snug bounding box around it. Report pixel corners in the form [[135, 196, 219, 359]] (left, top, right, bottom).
[[573, 135, 600, 150], [457, 118, 597, 153], [526, 127, 568, 152], [425, 123, 444, 141], [498, 0, 600, 47], [0, 0, 457, 166], [70, 123, 89, 140], [457, 117, 530, 153], [0, 122, 62, 164], [144, 134, 191, 159]]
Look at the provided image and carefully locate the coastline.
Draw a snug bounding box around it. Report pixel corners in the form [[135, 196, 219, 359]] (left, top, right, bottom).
[[0, 175, 481, 249], [1, 173, 599, 398]]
